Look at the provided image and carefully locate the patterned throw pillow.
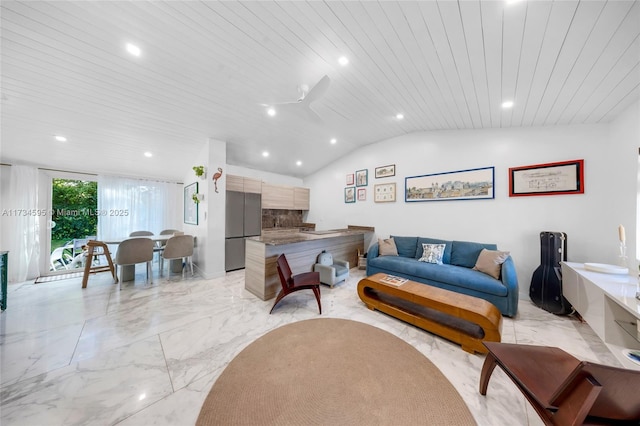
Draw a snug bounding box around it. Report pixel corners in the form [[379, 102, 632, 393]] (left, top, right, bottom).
[[418, 243, 446, 265]]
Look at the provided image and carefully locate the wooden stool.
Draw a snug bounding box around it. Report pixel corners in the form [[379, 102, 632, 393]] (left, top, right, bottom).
[[82, 240, 116, 288]]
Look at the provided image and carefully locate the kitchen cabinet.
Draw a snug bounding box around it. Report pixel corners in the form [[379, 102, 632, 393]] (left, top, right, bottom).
[[262, 183, 295, 209], [227, 175, 262, 193], [293, 187, 310, 210], [229, 176, 309, 210]]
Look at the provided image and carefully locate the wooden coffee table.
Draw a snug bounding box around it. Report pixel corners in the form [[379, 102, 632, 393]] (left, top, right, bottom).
[[357, 273, 502, 354]]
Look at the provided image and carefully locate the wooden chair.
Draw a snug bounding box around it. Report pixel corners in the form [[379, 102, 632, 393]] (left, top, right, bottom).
[[270, 254, 322, 314], [81, 240, 116, 288], [479, 342, 640, 425]]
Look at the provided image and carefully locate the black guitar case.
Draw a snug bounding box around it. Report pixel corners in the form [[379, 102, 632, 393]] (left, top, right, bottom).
[[530, 231, 573, 315]]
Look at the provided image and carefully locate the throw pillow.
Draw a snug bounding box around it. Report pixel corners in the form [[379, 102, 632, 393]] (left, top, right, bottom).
[[378, 238, 399, 256], [473, 249, 510, 279], [418, 243, 446, 265]]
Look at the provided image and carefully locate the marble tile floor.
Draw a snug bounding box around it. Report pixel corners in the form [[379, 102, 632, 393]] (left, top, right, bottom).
[[0, 267, 620, 426]]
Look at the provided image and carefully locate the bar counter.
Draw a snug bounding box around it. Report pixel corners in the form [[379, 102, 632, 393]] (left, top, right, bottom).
[[245, 228, 368, 300]]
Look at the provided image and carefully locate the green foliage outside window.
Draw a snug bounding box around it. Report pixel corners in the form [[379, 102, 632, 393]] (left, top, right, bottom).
[[51, 179, 98, 248]]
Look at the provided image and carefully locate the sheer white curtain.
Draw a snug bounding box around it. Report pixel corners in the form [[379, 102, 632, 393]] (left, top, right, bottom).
[[97, 175, 181, 240], [8, 165, 40, 282]]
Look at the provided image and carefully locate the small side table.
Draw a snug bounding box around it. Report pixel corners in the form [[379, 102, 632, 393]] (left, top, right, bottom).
[[1, 251, 8, 310]]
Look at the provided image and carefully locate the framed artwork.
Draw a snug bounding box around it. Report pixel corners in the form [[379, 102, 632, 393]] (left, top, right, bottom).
[[375, 164, 396, 178], [184, 182, 199, 224], [346, 173, 354, 186], [405, 166, 494, 202], [374, 183, 396, 203], [509, 159, 584, 197], [356, 169, 368, 187], [357, 188, 366, 201], [344, 187, 355, 203]]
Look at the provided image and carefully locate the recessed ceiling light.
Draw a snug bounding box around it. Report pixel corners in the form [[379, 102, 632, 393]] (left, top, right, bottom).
[[330, 138, 337, 144], [262, 151, 269, 157], [296, 160, 302, 166], [396, 113, 404, 120], [54, 135, 67, 142], [501, 100, 514, 109], [126, 43, 141, 57], [338, 56, 349, 66], [144, 152, 152, 157], [267, 107, 276, 117]]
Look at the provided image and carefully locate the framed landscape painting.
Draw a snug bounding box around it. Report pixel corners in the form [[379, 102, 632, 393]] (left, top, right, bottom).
[[405, 167, 494, 202], [375, 164, 395, 178]]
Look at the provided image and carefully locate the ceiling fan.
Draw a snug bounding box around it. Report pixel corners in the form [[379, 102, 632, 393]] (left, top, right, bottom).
[[266, 75, 331, 124]]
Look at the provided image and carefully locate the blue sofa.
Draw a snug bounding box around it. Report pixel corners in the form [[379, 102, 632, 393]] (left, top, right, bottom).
[[366, 236, 518, 317]]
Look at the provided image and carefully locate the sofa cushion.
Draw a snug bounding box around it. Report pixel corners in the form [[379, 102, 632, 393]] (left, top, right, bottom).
[[378, 238, 399, 256], [450, 240, 498, 268], [367, 256, 507, 297], [473, 249, 510, 279], [418, 243, 446, 265], [390, 236, 418, 258], [415, 237, 452, 264]]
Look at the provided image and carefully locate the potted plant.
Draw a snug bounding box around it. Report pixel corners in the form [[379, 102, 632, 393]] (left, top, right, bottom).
[[192, 193, 203, 204], [193, 166, 206, 179]]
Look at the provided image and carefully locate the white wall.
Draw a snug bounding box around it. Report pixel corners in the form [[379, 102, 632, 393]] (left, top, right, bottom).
[[304, 101, 640, 296]]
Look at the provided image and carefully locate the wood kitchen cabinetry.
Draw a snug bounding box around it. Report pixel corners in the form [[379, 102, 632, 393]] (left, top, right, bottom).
[[293, 187, 310, 210], [227, 175, 262, 193], [261, 183, 294, 209], [262, 183, 309, 210], [228, 175, 309, 210]]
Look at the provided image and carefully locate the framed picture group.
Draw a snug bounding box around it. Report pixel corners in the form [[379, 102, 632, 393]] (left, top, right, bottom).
[[343, 159, 582, 204]]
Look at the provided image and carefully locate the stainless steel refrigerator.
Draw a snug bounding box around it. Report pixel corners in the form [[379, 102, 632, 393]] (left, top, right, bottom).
[[225, 191, 261, 271]]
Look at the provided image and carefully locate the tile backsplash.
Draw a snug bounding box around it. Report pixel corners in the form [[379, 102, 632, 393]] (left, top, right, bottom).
[[262, 209, 303, 229]]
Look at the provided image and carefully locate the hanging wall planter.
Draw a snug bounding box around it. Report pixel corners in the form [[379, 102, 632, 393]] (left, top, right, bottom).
[[192, 193, 204, 204], [193, 166, 206, 179]]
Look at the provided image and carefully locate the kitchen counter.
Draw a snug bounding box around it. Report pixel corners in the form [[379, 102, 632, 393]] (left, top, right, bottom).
[[249, 228, 366, 246], [245, 227, 372, 301]]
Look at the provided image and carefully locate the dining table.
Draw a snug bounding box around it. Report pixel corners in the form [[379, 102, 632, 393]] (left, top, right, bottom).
[[99, 235, 188, 281]]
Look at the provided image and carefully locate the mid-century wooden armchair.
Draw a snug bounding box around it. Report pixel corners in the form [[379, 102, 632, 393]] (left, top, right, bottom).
[[270, 254, 322, 314], [479, 342, 640, 425]]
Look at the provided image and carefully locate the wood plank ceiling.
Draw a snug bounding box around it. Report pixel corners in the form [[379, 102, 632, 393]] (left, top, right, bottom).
[[1, 0, 639, 181]]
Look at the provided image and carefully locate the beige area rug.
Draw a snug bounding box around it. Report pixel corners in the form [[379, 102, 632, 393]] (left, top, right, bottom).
[[197, 318, 476, 425]]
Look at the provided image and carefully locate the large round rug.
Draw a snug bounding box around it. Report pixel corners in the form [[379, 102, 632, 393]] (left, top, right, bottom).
[[196, 318, 476, 425]]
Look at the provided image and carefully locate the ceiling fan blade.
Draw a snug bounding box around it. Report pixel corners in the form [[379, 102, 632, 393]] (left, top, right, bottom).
[[303, 105, 324, 125], [301, 75, 330, 105]]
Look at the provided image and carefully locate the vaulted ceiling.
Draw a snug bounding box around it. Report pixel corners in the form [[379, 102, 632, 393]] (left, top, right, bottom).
[[2, 1, 639, 182]]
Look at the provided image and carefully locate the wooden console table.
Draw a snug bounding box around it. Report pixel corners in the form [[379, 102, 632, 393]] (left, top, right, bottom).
[[357, 273, 502, 354]]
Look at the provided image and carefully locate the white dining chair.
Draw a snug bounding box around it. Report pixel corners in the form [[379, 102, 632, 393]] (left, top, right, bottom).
[[161, 235, 194, 279], [115, 237, 154, 284]]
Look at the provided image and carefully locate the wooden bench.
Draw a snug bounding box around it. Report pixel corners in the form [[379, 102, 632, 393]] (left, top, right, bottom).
[[357, 273, 502, 354]]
